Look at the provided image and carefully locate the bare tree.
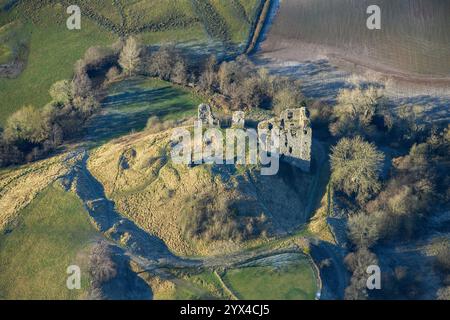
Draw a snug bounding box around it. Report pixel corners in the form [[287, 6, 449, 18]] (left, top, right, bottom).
[[331, 136, 384, 204], [72, 71, 93, 98], [273, 87, 303, 115], [172, 60, 188, 85], [119, 36, 142, 76], [348, 211, 383, 248], [89, 241, 117, 285], [147, 45, 175, 80], [344, 247, 378, 300], [198, 55, 218, 93], [330, 86, 385, 137]]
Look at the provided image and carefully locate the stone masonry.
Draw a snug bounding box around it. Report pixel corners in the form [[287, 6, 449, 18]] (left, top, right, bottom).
[[257, 107, 312, 172]]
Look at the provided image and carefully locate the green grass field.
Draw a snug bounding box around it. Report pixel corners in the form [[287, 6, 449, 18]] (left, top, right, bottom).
[[223, 255, 318, 300], [0, 183, 98, 299], [86, 77, 202, 143], [0, 44, 12, 64], [0, 0, 260, 125], [148, 270, 227, 300], [0, 6, 115, 125]]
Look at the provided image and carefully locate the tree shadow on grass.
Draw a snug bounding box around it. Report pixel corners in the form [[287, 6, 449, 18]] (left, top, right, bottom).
[[85, 80, 197, 144], [101, 246, 153, 300]]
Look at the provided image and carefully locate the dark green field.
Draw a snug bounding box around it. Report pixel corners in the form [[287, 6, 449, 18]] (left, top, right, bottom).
[[85, 77, 202, 143]]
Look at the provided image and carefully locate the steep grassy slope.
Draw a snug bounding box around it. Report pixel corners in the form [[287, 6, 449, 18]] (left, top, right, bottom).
[[88, 128, 314, 256], [0, 152, 77, 231], [0, 183, 98, 299]]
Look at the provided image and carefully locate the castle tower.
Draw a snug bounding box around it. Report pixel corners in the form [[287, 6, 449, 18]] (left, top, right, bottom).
[[257, 107, 312, 172]]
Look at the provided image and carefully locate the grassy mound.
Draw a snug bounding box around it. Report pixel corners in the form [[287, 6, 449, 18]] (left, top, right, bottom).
[[88, 128, 314, 256], [0, 183, 99, 299]]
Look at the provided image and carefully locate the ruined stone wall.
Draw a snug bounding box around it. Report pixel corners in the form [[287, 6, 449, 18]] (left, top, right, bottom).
[[257, 107, 312, 172], [196, 104, 312, 172]]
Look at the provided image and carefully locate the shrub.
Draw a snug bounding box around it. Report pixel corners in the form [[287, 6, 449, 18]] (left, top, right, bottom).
[[331, 137, 384, 204], [347, 211, 383, 248], [182, 194, 267, 243], [3, 105, 49, 144], [344, 247, 378, 300], [89, 241, 117, 285], [105, 66, 121, 82], [72, 71, 93, 98], [49, 80, 73, 104], [273, 87, 303, 115]]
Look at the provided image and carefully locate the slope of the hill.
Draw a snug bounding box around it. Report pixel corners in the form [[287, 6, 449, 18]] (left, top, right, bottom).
[[88, 128, 315, 256]]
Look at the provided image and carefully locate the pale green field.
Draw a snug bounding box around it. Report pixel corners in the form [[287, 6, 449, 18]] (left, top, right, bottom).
[[0, 184, 98, 299], [223, 256, 318, 300], [0, 5, 115, 125]]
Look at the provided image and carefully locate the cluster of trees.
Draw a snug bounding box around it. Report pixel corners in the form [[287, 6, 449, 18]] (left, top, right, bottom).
[[328, 86, 450, 299], [0, 41, 125, 167], [328, 85, 429, 147], [87, 241, 117, 300], [197, 55, 304, 112], [0, 71, 99, 166], [344, 128, 449, 299], [115, 36, 305, 113]]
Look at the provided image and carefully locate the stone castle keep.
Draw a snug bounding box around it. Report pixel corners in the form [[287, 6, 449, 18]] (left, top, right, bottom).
[[258, 108, 312, 172], [197, 104, 312, 172]]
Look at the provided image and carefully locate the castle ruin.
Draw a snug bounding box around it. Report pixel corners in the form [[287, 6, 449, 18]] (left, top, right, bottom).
[[198, 103, 220, 127], [257, 107, 312, 172], [196, 104, 312, 173]]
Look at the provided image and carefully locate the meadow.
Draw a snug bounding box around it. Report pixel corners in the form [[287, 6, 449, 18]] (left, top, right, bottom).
[[0, 183, 98, 299], [222, 254, 318, 300], [0, 5, 115, 124], [0, 0, 259, 125], [85, 77, 202, 143]]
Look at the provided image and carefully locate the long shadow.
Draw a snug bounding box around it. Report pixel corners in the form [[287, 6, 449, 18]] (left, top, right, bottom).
[[85, 81, 196, 143], [102, 86, 176, 109], [310, 240, 350, 300], [73, 151, 178, 263], [101, 245, 153, 300]]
